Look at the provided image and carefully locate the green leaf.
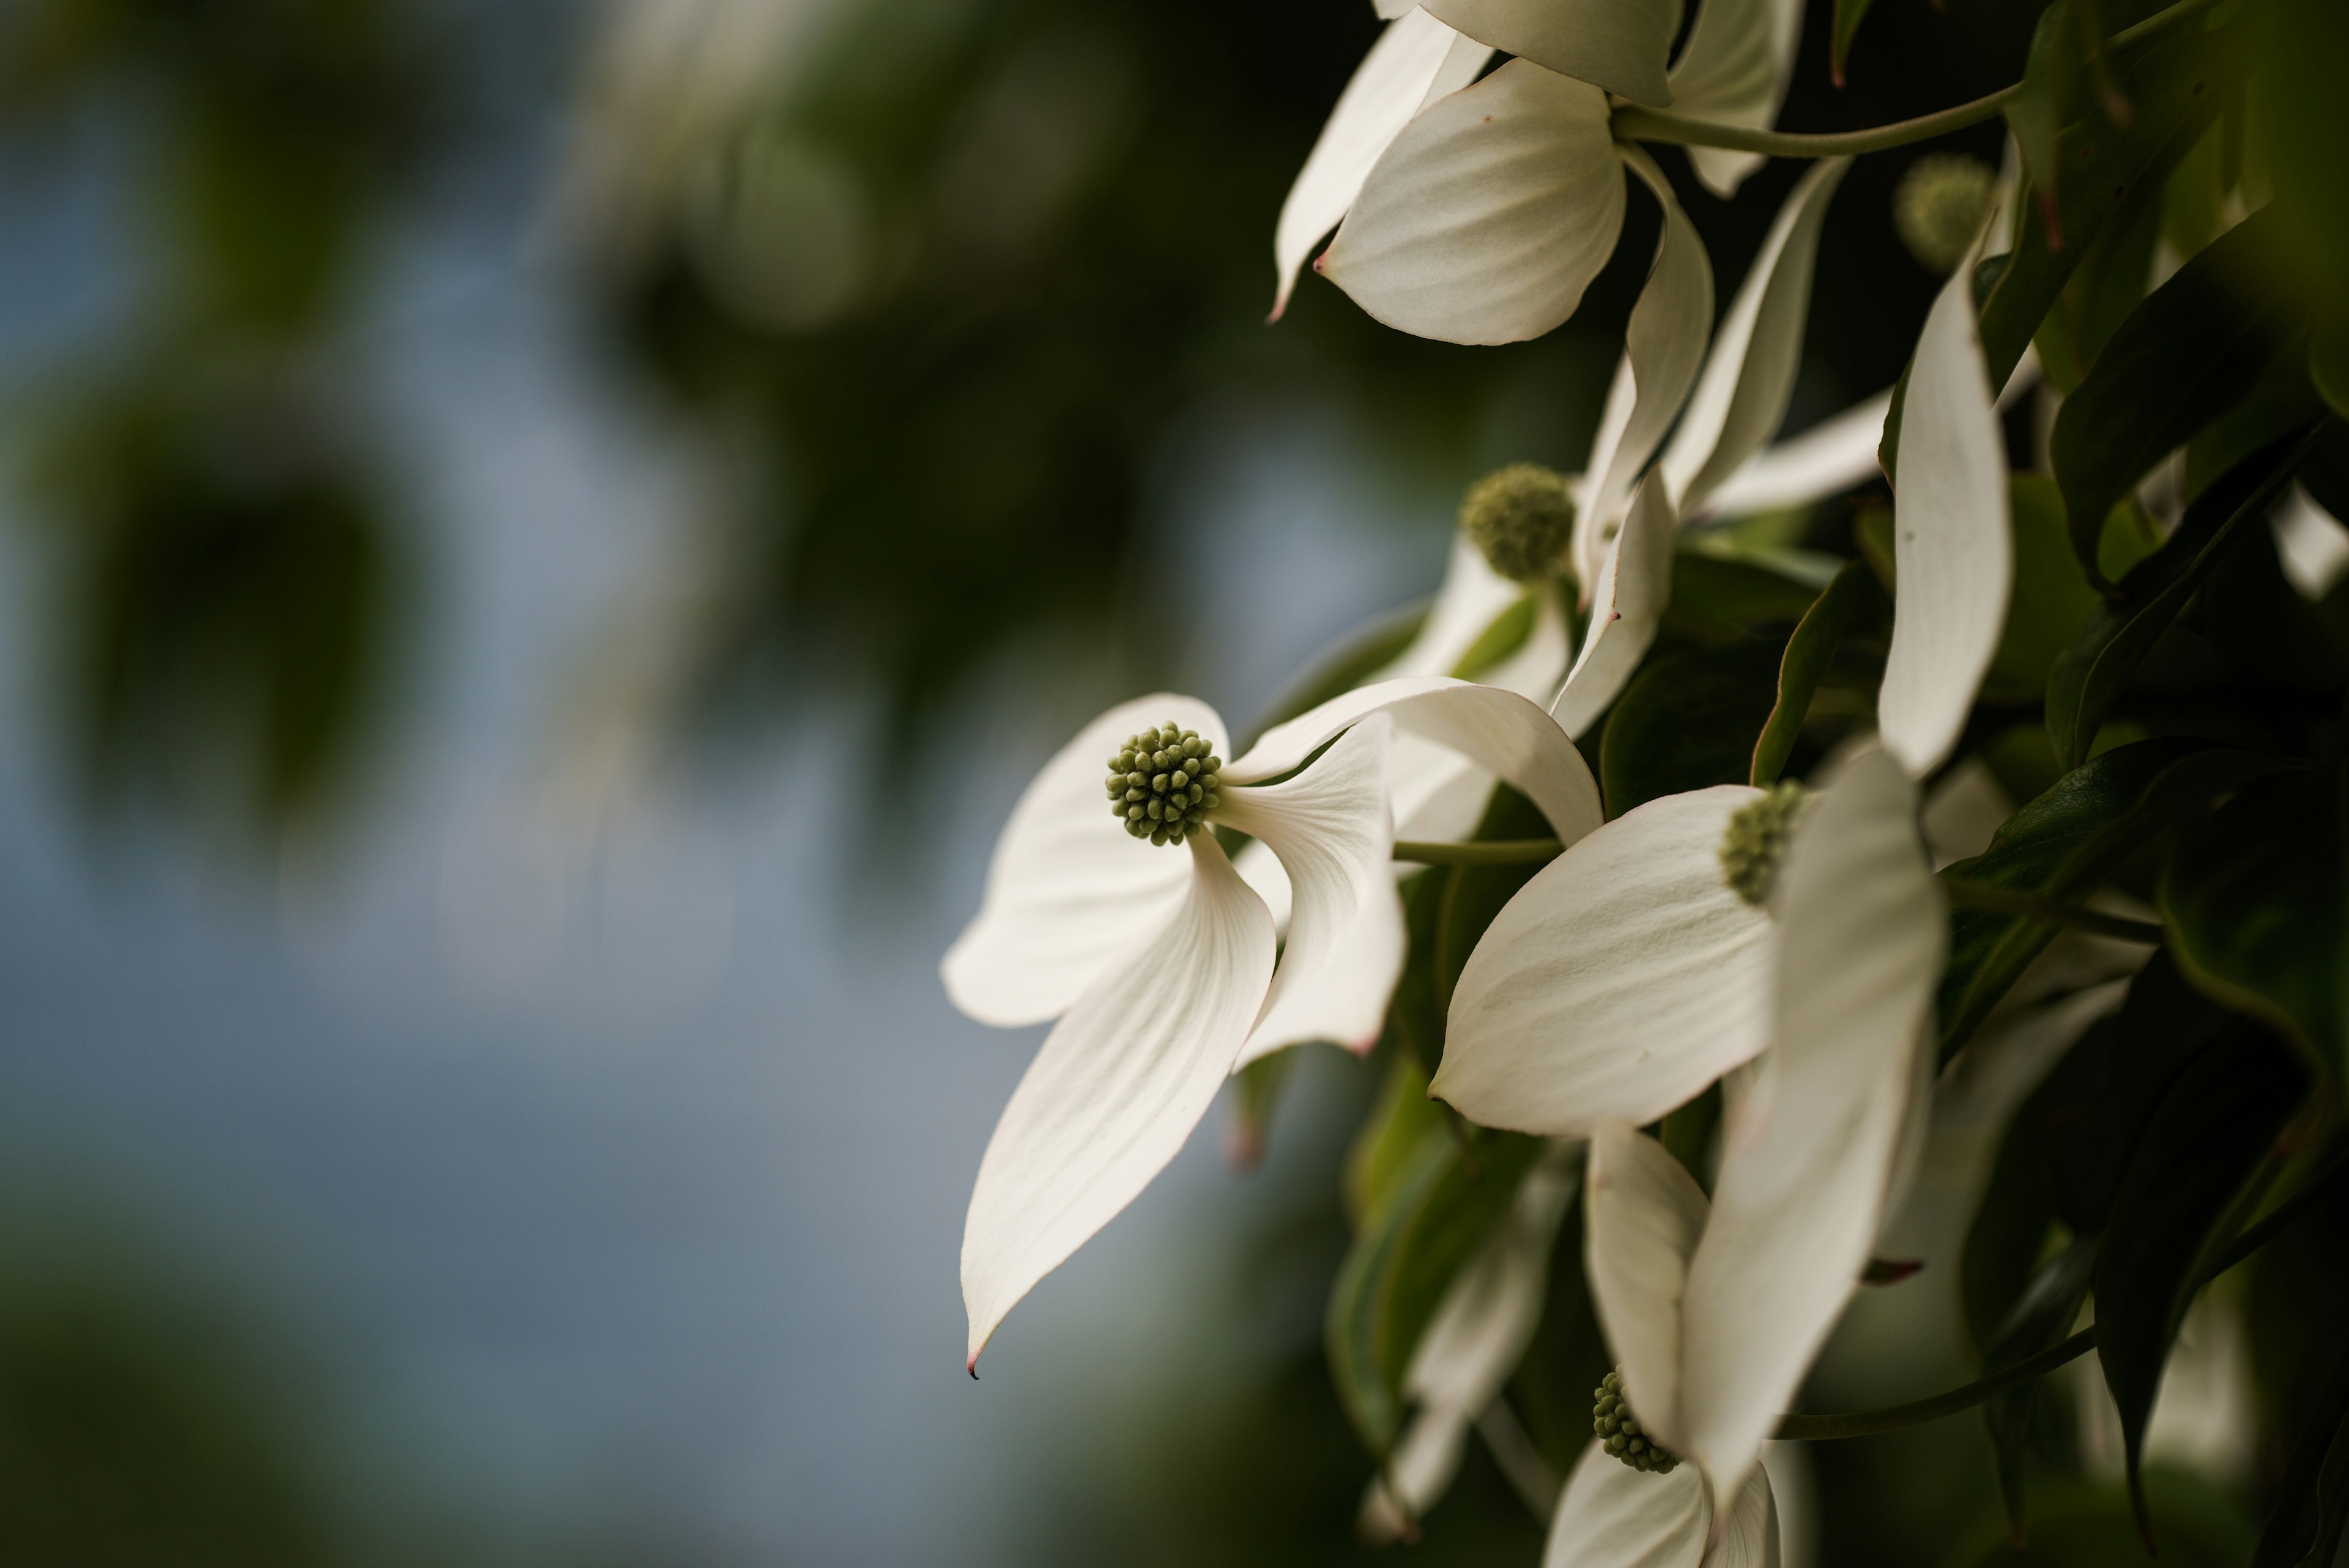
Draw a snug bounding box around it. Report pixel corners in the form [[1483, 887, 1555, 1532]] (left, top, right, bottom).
[[1450, 590, 1540, 680], [1986, 476, 2107, 703], [2006, 2, 2087, 223], [2251, 0, 2349, 322], [1658, 552, 1820, 645], [2254, 1352, 2349, 1568], [1935, 741, 2288, 1058], [1829, 0, 1875, 86], [2162, 762, 2349, 1072], [1382, 869, 1449, 1082], [1598, 639, 1785, 817], [1508, 1184, 1611, 1474], [1326, 1122, 1544, 1453], [1984, 1236, 2100, 1545], [1226, 1049, 1297, 1171], [2045, 426, 2321, 768], [1963, 1072, 2066, 1354], [1433, 786, 1553, 1014], [2201, 507, 2348, 693], [1750, 560, 1888, 787], [2095, 1025, 2307, 1538], [2051, 207, 2306, 584], [1345, 1053, 1448, 1230], [2032, 172, 2162, 395], [2184, 345, 2328, 505]]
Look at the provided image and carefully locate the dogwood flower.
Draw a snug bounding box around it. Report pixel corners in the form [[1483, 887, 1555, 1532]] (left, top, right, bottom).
[[1545, 1437, 1780, 1567], [1272, 0, 1805, 343], [945, 677, 1605, 1366]]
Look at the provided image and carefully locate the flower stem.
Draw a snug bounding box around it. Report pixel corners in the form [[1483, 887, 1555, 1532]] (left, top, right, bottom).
[[1940, 877, 2166, 945], [1613, 0, 2225, 160], [1392, 838, 1562, 866]]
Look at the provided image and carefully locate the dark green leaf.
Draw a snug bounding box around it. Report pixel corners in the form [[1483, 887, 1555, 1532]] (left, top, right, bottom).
[[2251, 0, 2349, 323], [1658, 554, 1819, 645], [1508, 1187, 1610, 1475], [1382, 868, 1449, 1081], [1935, 741, 2288, 1058], [1987, 475, 2107, 703], [2052, 207, 2305, 584], [2201, 506, 2347, 693], [2095, 1025, 2307, 1537], [2163, 762, 2349, 1072], [1434, 786, 1553, 1014], [2046, 427, 2320, 768], [2006, 2, 2087, 230], [1327, 1123, 1544, 1453], [1984, 1236, 2101, 1544], [1600, 641, 1784, 817], [2184, 344, 2327, 505], [2254, 1351, 2349, 1568], [2032, 169, 2162, 395], [1750, 560, 1887, 787], [1828, 0, 1874, 86]]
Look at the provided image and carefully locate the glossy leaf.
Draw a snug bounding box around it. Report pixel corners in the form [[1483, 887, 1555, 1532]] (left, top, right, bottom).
[[2095, 1025, 2306, 1536], [2163, 762, 2349, 1072], [1750, 559, 1888, 787], [1599, 640, 1785, 817], [2051, 207, 2304, 584], [1664, 554, 1822, 644], [1983, 1236, 2099, 1543], [1984, 475, 2104, 704]]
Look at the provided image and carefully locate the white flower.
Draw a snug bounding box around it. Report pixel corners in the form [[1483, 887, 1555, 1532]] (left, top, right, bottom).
[[945, 677, 1605, 1366], [1544, 1440, 1780, 1567]]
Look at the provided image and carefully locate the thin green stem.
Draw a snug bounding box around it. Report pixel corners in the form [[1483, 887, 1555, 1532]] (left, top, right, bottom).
[[1614, 0, 2223, 160], [1392, 838, 1562, 866], [1941, 877, 2166, 945]]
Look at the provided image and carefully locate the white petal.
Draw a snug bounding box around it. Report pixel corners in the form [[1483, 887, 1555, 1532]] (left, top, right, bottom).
[[943, 695, 1228, 1026], [1680, 744, 1943, 1507], [1376, 533, 1532, 681], [1574, 147, 1716, 589], [1321, 61, 1627, 346], [1585, 1120, 1711, 1459], [1233, 836, 1293, 933], [1272, 9, 1494, 320], [1666, 0, 1806, 199], [1216, 716, 1406, 1062], [1702, 1467, 1783, 1568], [1879, 244, 2012, 779], [961, 834, 1276, 1365], [1424, 0, 1679, 106], [1545, 1424, 1712, 1568], [1437, 786, 1772, 1135], [1660, 159, 1852, 518], [1479, 579, 1578, 699], [1691, 390, 1892, 522], [1554, 474, 1680, 738], [1229, 677, 1604, 847], [1375, 0, 1417, 16], [2273, 485, 2349, 601], [1361, 1408, 1476, 1543]]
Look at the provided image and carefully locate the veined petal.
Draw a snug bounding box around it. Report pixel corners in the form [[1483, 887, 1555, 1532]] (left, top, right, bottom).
[[961, 834, 1276, 1365], [1365, 1144, 1580, 1536], [1879, 238, 2011, 780], [1575, 147, 1716, 589], [1545, 1441, 1713, 1568], [1554, 474, 1679, 738], [1423, 0, 1678, 106], [1387, 585, 1575, 844], [1691, 390, 1891, 522], [1659, 158, 1851, 517], [1680, 744, 1943, 1509], [1665, 0, 1806, 198], [1272, 9, 1494, 320], [1585, 1120, 1710, 1460], [943, 695, 1227, 1026], [1228, 677, 1603, 847], [1437, 785, 1772, 1135], [1703, 1466, 1783, 1568], [1320, 61, 1627, 347], [1215, 716, 1406, 1062]]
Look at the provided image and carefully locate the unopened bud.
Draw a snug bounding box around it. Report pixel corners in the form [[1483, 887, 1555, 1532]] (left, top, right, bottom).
[[1460, 463, 1577, 584], [1592, 1370, 1679, 1474], [1893, 154, 1995, 275]]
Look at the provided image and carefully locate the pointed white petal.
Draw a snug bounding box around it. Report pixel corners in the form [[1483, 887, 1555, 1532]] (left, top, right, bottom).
[[1436, 785, 1773, 1135], [1585, 1120, 1711, 1458], [943, 696, 1228, 1026], [2273, 485, 2349, 601], [1361, 1408, 1477, 1543], [1216, 716, 1406, 1062], [1577, 357, 1643, 593], [1702, 1466, 1783, 1568], [1272, 10, 1494, 319], [1879, 247, 2012, 779], [1666, 0, 1806, 198], [1545, 1424, 1712, 1568], [1554, 474, 1680, 738], [1691, 390, 1893, 522], [1680, 745, 1943, 1507], [961, 835, 1276, 1364], [1320, 61, 1627, 346], [1575, 148, 1717, 587], [1228, 677, 1603, 847], [1423, 0, 1679, 106], [1376, 533, 1532, 681], [1233, 836, 1293, 933], [1660, 160, 1852, 517]]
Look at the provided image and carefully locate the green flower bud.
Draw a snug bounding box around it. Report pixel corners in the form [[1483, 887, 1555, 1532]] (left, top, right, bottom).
[[1460, 463, 1578, 584], [1719, 782, 1811, 908], [1105, 723, 1223, 847], [1592, 1370, 1679, 1474], [1893, 154, 1996, 275]]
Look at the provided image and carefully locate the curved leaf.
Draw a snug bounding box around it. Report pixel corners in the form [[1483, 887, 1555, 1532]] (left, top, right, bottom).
[[1750, 559, 1889, 787], [1599, 640, 1785, 817]]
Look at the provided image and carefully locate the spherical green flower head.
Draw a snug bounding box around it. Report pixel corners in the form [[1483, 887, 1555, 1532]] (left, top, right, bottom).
[[1104, 723, 1222, 847], [1720, 781, 1810, 908], [1893, 154, 1996, 275], [1460, 463, 1577, 584], [1592, 1370, 1679, 1474]]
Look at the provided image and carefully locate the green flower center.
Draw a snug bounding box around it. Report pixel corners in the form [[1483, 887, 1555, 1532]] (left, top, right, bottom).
[[1893, 153, 1996, 274], [1719, 782, 1809, 908], [1105, 723, 1223, 847], [1460, 463, 1577, 584], [1593, 1369, 1679, 1474]]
